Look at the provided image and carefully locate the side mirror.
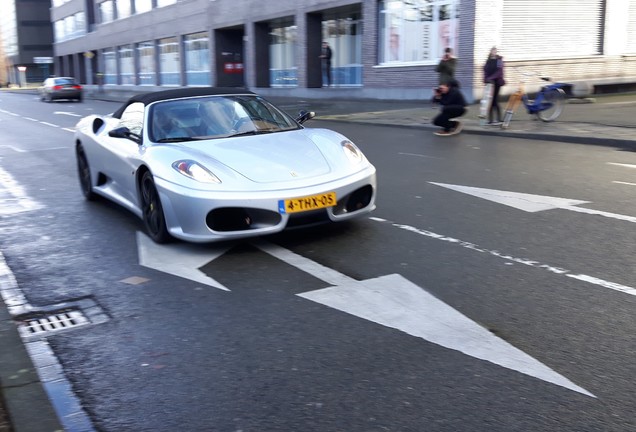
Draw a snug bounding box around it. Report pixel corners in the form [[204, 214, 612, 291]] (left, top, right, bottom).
[[108, 126, 141, 144], [295, 110, 315, 125]]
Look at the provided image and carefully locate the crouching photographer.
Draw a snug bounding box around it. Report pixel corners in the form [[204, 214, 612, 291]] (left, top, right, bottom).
[[432, 79, 467, 136]]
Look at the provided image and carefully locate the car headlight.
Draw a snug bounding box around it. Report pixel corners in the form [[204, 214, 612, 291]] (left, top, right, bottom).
[[172, 160, 221, 183], [341, 140, 364, 164]]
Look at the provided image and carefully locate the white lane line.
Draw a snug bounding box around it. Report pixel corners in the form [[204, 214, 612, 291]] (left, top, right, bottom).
[[612, 181, 636, 186], [24, 117, 39, 122], [563, 204, 636, 223], [30, 147, 69, 152], [54, 111, 82, 117], [399, 152, 444, 159], [39, 121, 59, 128], [607, 163, 636, 169], [62, 128, 75, 133], [370, 217, 636, 296], [0, 145, 26, 153]]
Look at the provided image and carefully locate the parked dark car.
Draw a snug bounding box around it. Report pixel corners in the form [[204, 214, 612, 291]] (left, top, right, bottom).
[[39, 77, 83, 102]]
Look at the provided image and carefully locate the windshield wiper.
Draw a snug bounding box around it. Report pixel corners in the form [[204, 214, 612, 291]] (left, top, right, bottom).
[[156, 136, 201, 143], [228, 129, 277, 138]]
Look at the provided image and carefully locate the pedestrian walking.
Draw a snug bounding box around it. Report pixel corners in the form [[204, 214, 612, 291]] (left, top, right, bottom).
[[436, 47, 457, 85], [319, 41, 332, 87], [483, 46, 505, 125], [431, 79, 467, 136]]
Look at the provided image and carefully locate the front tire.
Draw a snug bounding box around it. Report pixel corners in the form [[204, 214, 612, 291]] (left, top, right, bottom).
[[76, 144, 96, 201], [536, 88, 565, 122], [140, 171, 171, 243]]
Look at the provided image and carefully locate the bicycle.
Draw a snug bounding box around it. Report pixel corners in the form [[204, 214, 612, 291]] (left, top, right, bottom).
[[500, 71, 568, 129]]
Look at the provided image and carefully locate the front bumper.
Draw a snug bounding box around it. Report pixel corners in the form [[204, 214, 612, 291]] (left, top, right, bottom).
[[153, 165, 377, 243]]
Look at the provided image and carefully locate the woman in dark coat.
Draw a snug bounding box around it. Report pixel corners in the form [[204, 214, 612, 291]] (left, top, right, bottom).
[[483, 47, 505, 124]]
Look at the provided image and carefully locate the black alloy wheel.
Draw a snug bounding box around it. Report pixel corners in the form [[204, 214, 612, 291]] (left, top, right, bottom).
[[140, 171, 171, 243], [76, 144, 95, 201]]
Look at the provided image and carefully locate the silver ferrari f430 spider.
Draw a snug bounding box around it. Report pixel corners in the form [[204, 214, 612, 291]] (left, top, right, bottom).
[[74, 87, 377, 243]]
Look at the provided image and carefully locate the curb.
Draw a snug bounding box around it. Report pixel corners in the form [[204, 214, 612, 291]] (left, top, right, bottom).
[[0, 305, 64, 432], [0, 256, 64, 432], [314, 118, 636, 152]]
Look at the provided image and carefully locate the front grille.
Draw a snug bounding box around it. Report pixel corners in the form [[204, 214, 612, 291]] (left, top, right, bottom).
[[333, 185, 374, 215], [207, 207, 281, 232]]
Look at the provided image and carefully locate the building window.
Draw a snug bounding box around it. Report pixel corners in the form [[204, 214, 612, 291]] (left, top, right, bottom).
[[269, 21, 297, 87], [378, 0, 459, 65], [74, 12, 86, 38], [64, 15, 75, 39], [134, 0, 152, 14], [53, 12, 86, 43], [99, 1, 115, 24], [119, 44, 134, 85], [323, 12, 363, 86], [159, 37, 180, 85], [184, 32, 210, 86], [54, 20, 64, 43], [102, 48, 117, 84], [116, 0, 132, 19], [137, 41, 156, 85]]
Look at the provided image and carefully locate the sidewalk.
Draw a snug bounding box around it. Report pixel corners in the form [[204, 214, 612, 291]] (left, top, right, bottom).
[[0, 87, 634, 432], [270, 92, 636, 150]]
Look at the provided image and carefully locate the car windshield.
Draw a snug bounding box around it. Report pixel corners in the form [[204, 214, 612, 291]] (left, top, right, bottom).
[[148, 95, 301, 143], [55, 78, 76, 85]]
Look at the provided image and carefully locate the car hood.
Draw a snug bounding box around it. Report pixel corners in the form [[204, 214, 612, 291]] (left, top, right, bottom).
[[182, 130, 333, 183]]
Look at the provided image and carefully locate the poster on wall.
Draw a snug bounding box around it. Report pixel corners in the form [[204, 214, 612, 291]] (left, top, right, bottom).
[[379, 0, 459, 64]]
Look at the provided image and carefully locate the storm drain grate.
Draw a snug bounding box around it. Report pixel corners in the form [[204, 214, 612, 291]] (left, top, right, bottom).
[[18, 309, 90, 338]]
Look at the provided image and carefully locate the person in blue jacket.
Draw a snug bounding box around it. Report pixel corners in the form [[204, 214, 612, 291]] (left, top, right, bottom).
[[431, 79, 467, 136]]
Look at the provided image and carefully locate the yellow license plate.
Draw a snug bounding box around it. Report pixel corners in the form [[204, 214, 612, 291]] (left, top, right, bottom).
[[279, 192, 337, 214]]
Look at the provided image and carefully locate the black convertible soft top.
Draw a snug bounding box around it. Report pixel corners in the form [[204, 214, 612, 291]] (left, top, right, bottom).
[[112, 87, 256, 118]]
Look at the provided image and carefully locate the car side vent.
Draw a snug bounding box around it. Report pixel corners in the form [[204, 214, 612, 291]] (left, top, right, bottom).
[[92, 118, 105, 134]]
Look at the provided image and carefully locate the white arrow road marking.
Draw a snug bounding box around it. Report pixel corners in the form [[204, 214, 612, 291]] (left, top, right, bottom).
[[0, 166, 43, 215], [252, 240, 356, 286], [430, 182, 636, 223], [299, 274, 595, 398], [54, 111, 82, 117], [135, 233, 594, 396], [136, 232, 231, 291], [429, 182, 589, 212]]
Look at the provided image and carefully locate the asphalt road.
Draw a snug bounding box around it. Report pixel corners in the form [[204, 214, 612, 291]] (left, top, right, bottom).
[[0, 92, 635, 431]]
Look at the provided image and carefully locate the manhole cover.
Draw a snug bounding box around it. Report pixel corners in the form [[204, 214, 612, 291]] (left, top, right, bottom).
[[18, 309, 90, 338]]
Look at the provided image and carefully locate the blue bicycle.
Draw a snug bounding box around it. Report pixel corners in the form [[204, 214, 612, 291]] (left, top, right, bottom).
[[501, 72, 567, 129]]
